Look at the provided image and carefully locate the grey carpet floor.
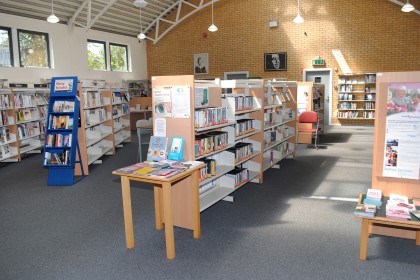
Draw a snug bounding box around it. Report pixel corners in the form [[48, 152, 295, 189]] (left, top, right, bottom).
[[0, 125, 419, 280]]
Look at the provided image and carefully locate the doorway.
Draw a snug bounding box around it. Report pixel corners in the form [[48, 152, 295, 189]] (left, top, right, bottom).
[[303, 68, 333, 125]]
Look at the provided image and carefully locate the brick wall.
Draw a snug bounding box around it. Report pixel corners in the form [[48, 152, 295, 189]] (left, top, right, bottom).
[[146, 0, 420, 125]]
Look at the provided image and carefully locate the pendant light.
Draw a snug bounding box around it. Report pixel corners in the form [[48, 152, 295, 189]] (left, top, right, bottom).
[[401, 1, 415, 12], [47, 0, 59, 23], [208, 0, 218, 32], [293, 0, 304, 24], [137, 8, 146, 40], [133, 0, 148, 8]]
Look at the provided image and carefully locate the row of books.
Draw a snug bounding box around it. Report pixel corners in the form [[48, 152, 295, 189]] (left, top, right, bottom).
[[363, 111, 375, 119], [226, 142, 253, 163], [338, 102, 358, 110], [0, 127, 12, 143], [0, 144, 12, 158], [195, 131, 229, 157], [45, 133, 72, 148], [236, 118, 255, 136], [226, 167, 249, 187], [84, 108, 110, 127], [16, 107, 43, 123], [0, 94, 11, 109], [225, 96, 254, 111], [338, 85, 354, 92], [14, 93, 48, 108], [52, 101, 75, 112], [83, 91, 110, 108], [48, 115, 74, 130], [364, 94, 376, 100], [364, 102, 375, 110], [17, 122, 40, 139], [44, 150, 71, 165], [197, 158, 216, 181], [1, 111, 11, 126], [338, 93, 356, 101], [337, 111, 359, 118], [194, 107, 229, 128], [112, 104, 129, 118], [112, 91, 129, 104]]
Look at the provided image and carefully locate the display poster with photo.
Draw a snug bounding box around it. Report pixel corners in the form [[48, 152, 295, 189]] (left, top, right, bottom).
[[171, 86, 191, 118], [297, 85, 309, 116], [383, 83, 420, 179], [153, 86, 172, 117]]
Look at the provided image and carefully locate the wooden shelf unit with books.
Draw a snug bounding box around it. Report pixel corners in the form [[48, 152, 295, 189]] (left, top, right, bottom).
[[263, 80, 297, 171], [336, 73, 376, 124], [0, 87, 49, 162], [111, 88, 131, 147], [0, 88, 19, 161]]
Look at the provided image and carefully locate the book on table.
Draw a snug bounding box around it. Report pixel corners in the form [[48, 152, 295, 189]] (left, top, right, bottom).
[[114, 160, 203, 178], [354, 204, 376, 218], [147, 136, 168, 161]]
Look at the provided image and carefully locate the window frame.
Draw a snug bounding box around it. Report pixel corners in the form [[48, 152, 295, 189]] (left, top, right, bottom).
[[17, 29, 51, 68], [0, 26, 14, 67], [87, 39, 107, 71], [109, 42, 129, 72]]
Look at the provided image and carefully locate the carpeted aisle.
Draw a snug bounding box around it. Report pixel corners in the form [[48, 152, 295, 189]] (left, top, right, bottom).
[[0, 125, 419, 280]]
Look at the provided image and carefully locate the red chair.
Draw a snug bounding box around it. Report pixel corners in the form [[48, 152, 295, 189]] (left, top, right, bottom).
[[298, 111, 321, 149]]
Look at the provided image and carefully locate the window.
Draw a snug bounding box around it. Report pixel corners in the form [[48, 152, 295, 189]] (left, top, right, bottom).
[[17, 29, 50, 68], [0, 27, 13, 67], [87, 40, 106, 71], [110, 43, 128, 71]]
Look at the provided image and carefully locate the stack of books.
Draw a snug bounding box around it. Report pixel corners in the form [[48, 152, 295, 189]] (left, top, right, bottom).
[[363, 189, 383, 208], [354, 189, 382, 218], [386, 194, 415, 220]]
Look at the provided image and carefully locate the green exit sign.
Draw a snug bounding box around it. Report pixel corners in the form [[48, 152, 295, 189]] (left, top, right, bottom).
[[312, 59, 325, 66]]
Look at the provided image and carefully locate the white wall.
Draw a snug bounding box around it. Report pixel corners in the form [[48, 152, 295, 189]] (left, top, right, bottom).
[[0, 13, 147, 86]]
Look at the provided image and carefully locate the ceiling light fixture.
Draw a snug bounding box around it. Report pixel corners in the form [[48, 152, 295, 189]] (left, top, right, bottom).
[[401, 0, 415, 12], [133, 0, 148, 8], [208, 0, 218, 32], [293, 0, 304, 24], [137, 7, 146, 40], [47, 0, 59, 23]]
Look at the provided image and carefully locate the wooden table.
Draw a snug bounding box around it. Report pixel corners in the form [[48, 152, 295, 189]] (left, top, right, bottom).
[[356, 194, 420, 260], [112, 164, 204, 260]]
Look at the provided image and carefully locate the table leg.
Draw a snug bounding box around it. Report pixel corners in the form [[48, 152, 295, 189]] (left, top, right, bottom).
[[162, 182, 175, 260], [359, 218, 369, 260], [416, 231, 420, 246], [191, 170, 201, 239], [154, 186, 163, 230], [121, 176, 134, 249]]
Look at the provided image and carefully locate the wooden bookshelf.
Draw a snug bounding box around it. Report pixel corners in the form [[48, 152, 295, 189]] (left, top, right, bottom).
[[263, 80, 297, 170], [335, 73, 376, 124], [0, 87, 49, 162]]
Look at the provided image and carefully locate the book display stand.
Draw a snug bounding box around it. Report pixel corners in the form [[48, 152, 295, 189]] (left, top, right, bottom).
[[43, 76, 84, 186]]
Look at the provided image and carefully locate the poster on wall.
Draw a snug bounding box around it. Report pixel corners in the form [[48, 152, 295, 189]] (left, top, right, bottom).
[[153, 86, 172, 117], [383, 83, 420, 179], [297, 85, 309, 116], [171, 86, 191, 118]]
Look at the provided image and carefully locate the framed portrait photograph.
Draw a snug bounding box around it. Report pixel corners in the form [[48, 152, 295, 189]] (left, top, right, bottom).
[[194, 53, 208, 75], [264, 52, 287, 71]]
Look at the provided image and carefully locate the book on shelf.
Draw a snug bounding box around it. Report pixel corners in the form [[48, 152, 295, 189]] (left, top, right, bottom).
[[147, 136, 168, 161]]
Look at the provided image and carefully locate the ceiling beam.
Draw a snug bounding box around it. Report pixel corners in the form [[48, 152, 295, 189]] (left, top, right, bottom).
[[85, 0, 119, 31]]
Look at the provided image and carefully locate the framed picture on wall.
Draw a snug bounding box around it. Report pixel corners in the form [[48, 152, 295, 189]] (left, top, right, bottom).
[[194, 53, 208, 75], [264, 52, 287, 71]]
